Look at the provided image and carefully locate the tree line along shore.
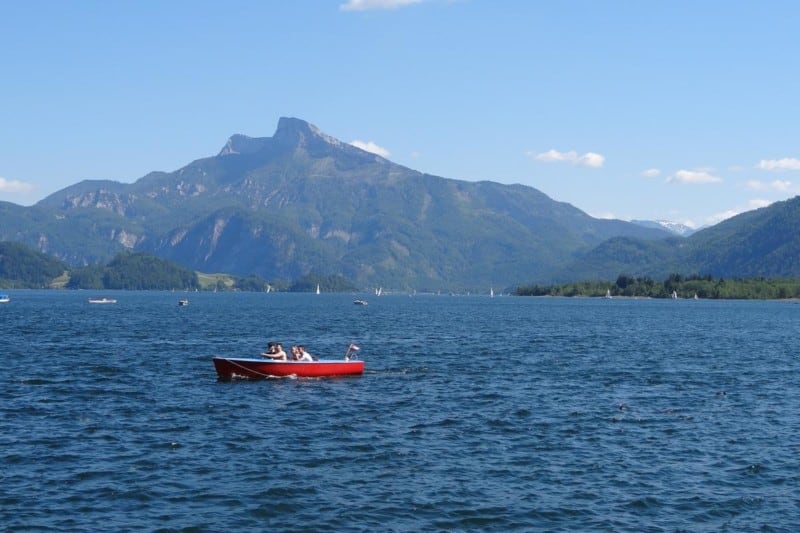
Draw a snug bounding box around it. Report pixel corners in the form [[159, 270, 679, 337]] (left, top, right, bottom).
[[3, 241, 800, 298], [514, 274, 800, 300]]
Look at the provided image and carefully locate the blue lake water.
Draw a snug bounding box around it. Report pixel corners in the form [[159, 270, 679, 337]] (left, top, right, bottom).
[[2, 291, 799, 531]]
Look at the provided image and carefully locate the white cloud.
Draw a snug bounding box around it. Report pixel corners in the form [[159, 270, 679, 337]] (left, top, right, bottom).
[[530, 149, 605, 168], [642, 168, 661, 178], [744, 179, 792, 191], [756, 157, 800, 171], [707, 209, 740, 225], [667, 169, 723, 184], [706, 199, 773, 226], [0, 176, 36, 194], [748, 198, 773, 209], [350, 140, 391, 158], [580, 152, 605, 168], [590, 211, 617, 220], [340, 0, 423, 11], [532, 149, 572, 163]]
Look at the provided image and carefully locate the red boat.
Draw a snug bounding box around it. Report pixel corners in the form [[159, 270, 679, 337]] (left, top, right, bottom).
[[213, 357, 365, 379]]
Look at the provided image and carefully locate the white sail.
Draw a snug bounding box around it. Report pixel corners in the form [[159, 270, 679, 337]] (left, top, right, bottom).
[[316, 283, 321, 295]]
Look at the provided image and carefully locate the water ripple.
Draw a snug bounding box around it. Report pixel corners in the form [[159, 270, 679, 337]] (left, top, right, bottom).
[[2, 293, 799, 530]]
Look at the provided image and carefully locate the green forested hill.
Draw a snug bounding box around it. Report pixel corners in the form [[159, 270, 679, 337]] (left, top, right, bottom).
[[682, 196, 800, 277], [67, 252, 200, 290], [0, 241, 68, 288], [555, 196, 800, 282]]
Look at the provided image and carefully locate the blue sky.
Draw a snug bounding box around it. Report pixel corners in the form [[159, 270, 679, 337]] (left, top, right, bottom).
[[1, 0, 798, 228]]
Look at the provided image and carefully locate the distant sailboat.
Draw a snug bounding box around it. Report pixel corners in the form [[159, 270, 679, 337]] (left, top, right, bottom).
[[316, 283, 321, 295], [490, 287, 494, 298], [375, 287, 382, 297], [671, 290, 678, 299], [605, 289, 612, 299]]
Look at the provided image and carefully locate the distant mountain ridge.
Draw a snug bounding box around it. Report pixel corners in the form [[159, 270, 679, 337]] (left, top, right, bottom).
[[2, 117, 798, 288], [565, 196, 800, 281], [1, 117, 672, 289], [632, 219, 697, 236]]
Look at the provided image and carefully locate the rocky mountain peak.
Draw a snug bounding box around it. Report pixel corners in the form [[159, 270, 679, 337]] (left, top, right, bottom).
[[218, 117, 344, 157], [273, 117, 344, 150], [218, 134, 270, 156]]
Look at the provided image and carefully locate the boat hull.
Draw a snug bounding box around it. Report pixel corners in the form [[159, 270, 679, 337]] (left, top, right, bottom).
[[213, 357, 364, 379]]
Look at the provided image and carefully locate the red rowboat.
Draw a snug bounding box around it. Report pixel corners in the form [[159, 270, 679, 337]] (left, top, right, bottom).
[[213, 357, 365, 380]]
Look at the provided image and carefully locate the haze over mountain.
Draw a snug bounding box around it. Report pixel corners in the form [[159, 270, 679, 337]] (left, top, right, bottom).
[[1, 117, 673, 290]]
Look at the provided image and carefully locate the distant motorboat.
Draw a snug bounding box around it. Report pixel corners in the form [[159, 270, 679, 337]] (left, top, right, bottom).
[[88, 297, 117, 304], [0, 294, 10, 303], [178, 299, 189, 306], [353, 299, 368, 306]]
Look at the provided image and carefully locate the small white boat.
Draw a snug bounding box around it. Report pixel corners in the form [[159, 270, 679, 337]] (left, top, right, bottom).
[[88, 297, 117, 304], [178, 299, 189, 306], [353, 299, 368, 306], [316, 283, 321, 295], [0, 294, 10, 303]]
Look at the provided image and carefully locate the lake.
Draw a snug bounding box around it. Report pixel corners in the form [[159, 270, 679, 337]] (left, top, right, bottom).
[[2, 291, 798, 530]]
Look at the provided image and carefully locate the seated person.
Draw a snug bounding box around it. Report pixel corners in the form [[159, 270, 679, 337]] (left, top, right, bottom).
[[297, 345, 314, 362], [263, 342, 287, 361], [290, 345, 301, 361], [261, 342, 277, 357]]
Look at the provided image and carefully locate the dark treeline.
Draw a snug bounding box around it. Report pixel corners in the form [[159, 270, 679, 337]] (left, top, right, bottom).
[[0, 241, 68, 288], [515, 274, 800, 300], [0, 241, 361, 292], [68, 252, 200, 290], [289, 273, 358, 293]]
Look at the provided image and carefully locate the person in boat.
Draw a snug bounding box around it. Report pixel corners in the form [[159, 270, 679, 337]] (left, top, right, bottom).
[[290, 345, 301, 361], [262, 342, 287, 361], [261, 342, 277, 358], [297, 345, 314, 362]]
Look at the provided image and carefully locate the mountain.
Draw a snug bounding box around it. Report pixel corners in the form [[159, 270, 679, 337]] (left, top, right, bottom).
[[631, 219, 697, 236], [565, 196, 800, 280], [682, 196, 800, 277], [3, 117, 672, 289]]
